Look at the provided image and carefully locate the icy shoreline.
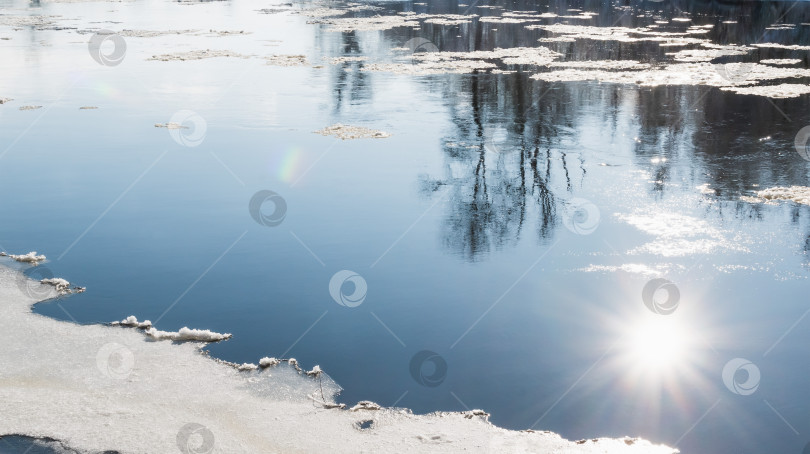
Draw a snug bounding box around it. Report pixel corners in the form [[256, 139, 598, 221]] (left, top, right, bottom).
[[0, 261, 677, 453]]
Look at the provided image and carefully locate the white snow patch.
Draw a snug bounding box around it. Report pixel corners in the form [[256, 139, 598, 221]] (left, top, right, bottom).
[[760, 59, 802, 66], [351, 401, 382, 411], [259, 356, 281, 368], [39, 278, 70, 294], [111, 315, 152, 329], [144, 326, 232, 342]]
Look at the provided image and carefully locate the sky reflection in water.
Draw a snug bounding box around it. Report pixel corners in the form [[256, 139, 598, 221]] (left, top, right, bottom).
[[1, 0, 810, 452]]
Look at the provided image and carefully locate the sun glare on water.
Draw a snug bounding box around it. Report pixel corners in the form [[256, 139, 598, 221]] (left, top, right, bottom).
[[628, 317, 687, 371]]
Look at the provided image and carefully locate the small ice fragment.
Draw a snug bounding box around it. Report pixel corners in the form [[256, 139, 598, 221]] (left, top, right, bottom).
[[144, 326, 232, 342], [237, 363, 258, 371], [40, 278, 70, 294], [306, 365, 322, 376], [464, 409, 490, 419], [259, 357, 280, 368], [350, 401, 382, 411], [154, 122, 185, 129], [749, 186, 810, 206], [8, 252, 46, 264], [112, 316, 152, 329], [264, 54, 308, 66], [314, 123, 391, 140]]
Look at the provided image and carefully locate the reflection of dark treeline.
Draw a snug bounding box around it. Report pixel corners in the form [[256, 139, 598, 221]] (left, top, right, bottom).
[[425, 73, 575, 260], [425, 71, 810, 260], [368, 0, 810, 65], [317, 0, 810, 260]]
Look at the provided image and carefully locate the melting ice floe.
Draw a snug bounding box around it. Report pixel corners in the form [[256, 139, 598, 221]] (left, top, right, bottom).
[[146, 49, 252, 61], [112, 315, 232, 341], [720, 84, 810, 99], [0, 264, 676, 453], [264, 54, 308, 66], [315, 123, 391, 140], [0, 251, 46, 264], [743, 186, 810, 206]]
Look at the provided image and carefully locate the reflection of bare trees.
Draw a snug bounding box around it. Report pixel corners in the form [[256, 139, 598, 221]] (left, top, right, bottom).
[[319, 0, 810, 259], [429, 73, 587, 260], [314, 29, 372, 114]]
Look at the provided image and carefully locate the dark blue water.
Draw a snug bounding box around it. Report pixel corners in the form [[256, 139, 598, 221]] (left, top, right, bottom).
[[2, 0, 810, 452]]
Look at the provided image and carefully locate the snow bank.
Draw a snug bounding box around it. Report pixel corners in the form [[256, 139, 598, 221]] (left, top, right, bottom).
[[0, 264, 677, 453]]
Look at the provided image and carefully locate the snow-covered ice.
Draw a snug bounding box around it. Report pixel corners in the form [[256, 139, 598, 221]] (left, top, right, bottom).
[[0, 263, 677, 453]]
